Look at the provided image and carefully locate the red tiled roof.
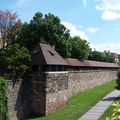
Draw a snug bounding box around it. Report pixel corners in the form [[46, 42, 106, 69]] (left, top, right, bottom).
[[65, 58, 119, 68]]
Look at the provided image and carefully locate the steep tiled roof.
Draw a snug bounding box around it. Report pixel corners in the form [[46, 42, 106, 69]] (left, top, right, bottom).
[[31, 43, 68, 65], [65, 58, 119, 68], [118, 54, 120, 61]]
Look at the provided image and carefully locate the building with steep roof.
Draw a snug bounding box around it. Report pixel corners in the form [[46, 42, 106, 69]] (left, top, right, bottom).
[[32, 43, 68, 65], [31, 43, 119, 72], [31, 43, 68, 71]]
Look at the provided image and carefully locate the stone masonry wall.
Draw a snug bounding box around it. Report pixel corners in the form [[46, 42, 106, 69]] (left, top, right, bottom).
[[45, 68, 118, 115], [29, 72, 47, 116], [7, 79, 31, 120], [45, 72, 68, 114], [28, 72, 69, 116], [7, 68, 118, 120], [68, 69, 117, 96], [7, 80, 22, 120]]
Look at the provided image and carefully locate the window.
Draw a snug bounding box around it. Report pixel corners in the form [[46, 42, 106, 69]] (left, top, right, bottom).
[[48, 50, 54, 56], [32, 65, 39, 71]]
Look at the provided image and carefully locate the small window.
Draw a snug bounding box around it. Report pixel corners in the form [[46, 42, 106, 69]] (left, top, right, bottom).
[[32, 65, 39, 71], [43, 65, 49, 71], [48, 50, 54, 56]]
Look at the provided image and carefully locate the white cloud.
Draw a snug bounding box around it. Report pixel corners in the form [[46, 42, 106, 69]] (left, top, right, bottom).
[[102, 10, 120, 20], [62, 21, 88, 40], [95, 0, 120, 20], [16, 0, 30, 5], [83, 0, 87, 7], [9, 0, 31, 9], [87, 27, 99, 33], [10, 0, 31, 6], [90, 43, 120, 53]]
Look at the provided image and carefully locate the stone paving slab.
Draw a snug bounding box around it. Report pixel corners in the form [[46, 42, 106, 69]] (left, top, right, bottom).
[[79, 90, 120, 120], [88, 109, 104, 112]]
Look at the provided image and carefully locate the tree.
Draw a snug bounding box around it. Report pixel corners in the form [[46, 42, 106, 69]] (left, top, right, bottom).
[[17, 12, 91, 59], [103, 51, 115, 63], [115, 68, 120, 90], [88, 50, 115, 63], [88, 50, 103, 61], [0, 43, 31, 79], [0, 10, 22, 48], [0, 10, 31, 79], [17, 12, 70, 57], [69, 36, 90, 60]]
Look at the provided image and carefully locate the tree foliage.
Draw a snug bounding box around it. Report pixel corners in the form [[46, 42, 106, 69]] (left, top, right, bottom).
[[0, 43, 31, 79], [69, 36, 90, 60], [16, 12, 90, 59], [106, 102, 120, 120], [17, 12, 70, 57], [116, 69, 120, 90], [0, 10, 22, 48], [88, 50, 115, 63], [0, 10, 116, 63]]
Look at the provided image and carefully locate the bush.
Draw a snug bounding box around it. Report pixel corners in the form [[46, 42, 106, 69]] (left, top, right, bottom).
[[0, 76, 9, 120], [106, 102, 120, 120], [0, 43, 31, 79], [116, 69, 120, 89]]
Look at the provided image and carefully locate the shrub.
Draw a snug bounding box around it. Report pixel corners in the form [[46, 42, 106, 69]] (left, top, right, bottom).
[[0, 43, 31, 79], [106, 102, 120, 120], [0, 76, 9, 120], [116, 69, 120, 90]]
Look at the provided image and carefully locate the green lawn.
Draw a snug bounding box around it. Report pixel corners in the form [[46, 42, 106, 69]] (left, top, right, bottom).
[[25, 80, 116, 120]]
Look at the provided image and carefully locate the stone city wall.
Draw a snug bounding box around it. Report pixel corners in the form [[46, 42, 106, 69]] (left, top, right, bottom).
[[7, 79, 31, 120], [45, 72, 69, 114], [68, 68, 117, 96], [45, 68, 118, 114], [7, 68, 118, 120]]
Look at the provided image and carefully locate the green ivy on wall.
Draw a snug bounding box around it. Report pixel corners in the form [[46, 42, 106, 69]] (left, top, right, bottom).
[[0, 76, 9, 120]]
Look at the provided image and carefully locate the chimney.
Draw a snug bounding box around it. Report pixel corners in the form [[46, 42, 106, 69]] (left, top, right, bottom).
[[52, 45, 55, 49]]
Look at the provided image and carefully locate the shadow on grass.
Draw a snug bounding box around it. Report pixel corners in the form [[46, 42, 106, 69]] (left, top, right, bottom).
[[102, 96, 120, 101], [24, 115, 43, 120]]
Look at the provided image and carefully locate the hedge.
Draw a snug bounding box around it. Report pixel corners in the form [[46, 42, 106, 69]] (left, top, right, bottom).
[[116, 69, 120, 90], [0, 76, 9, 120]]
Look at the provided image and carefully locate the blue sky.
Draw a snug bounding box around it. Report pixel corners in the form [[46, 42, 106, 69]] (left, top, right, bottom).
[[1, 0, 120, 53]]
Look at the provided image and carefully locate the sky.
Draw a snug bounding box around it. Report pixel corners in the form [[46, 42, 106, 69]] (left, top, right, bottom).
[[1, 0, 120, 53]]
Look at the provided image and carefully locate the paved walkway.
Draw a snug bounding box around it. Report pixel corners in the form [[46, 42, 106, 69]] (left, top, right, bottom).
[[79, 90, 120, 120]]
